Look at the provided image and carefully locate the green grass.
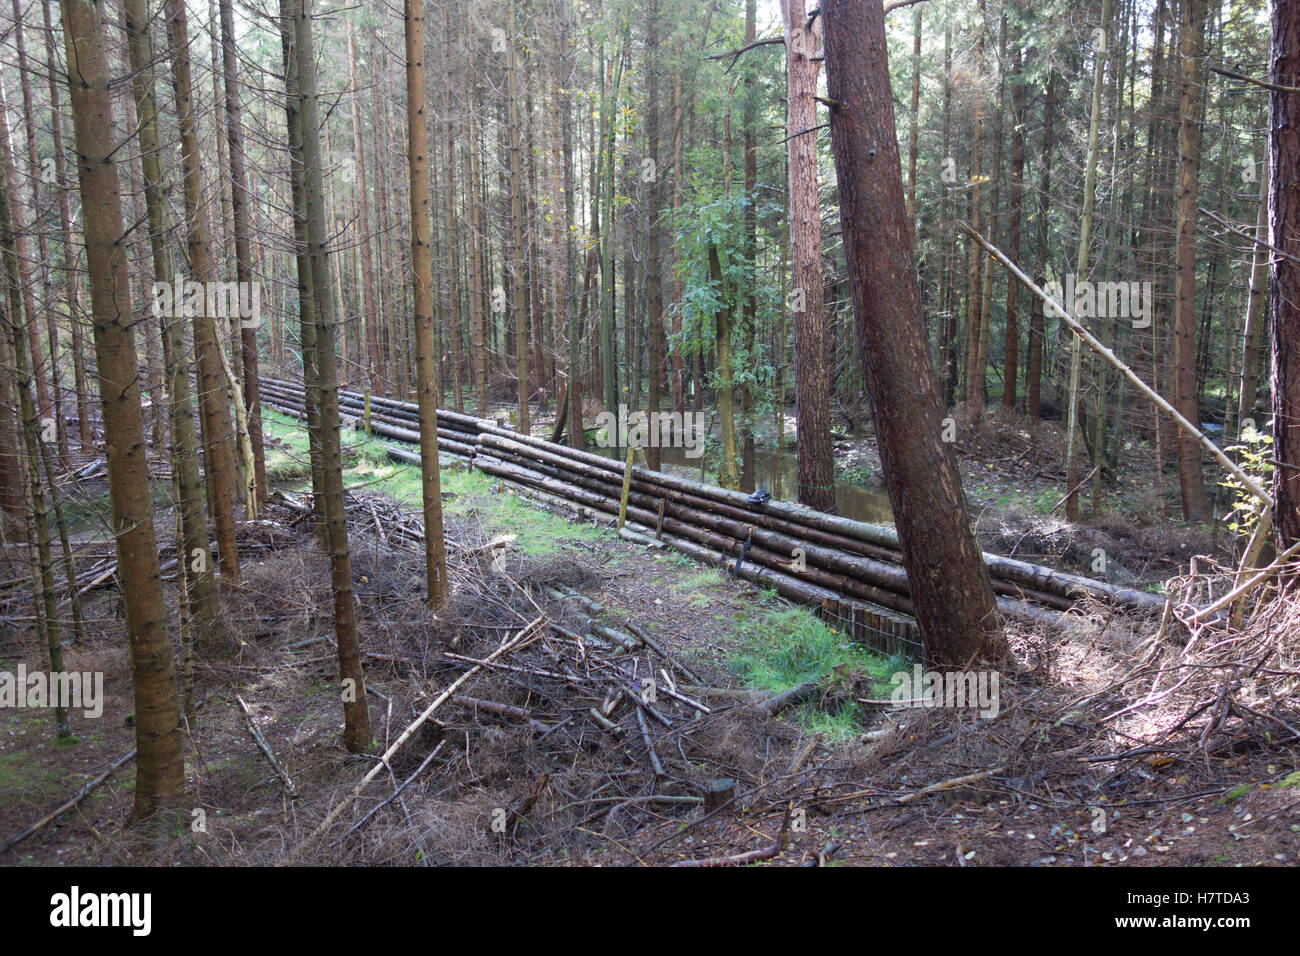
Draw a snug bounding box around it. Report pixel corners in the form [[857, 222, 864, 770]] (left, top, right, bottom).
[[669, 566, 727, 608], [0, 749, 72, 804], [728, 606, 902, 741], [262, 409, 605, 556]]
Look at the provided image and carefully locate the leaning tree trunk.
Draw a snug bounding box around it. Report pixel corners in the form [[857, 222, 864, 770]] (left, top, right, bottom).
[[0, 83, 51, 458], [1272, 0, 1300, 548], [0, 300, 23, 529], [10, 0, 69, 467], [59, 0, 185, 819], [822, 0, 1008, 667]]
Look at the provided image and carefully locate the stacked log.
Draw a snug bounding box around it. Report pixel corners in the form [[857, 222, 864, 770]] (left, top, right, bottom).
[[260, 378, 481, 458], [257, 378, 1166, 657]]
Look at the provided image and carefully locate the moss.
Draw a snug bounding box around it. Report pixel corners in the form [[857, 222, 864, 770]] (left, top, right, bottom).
[[0, 751, 72, 804]]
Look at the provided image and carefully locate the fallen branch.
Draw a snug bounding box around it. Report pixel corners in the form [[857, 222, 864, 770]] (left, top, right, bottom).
[[1188, 540, 1300, 624], [237, 696, 300, 800], [334, 740, 446, 845], [671, 804, 793, 867], [895, 767, 1003, 805], [289, 616, 544, 861], [0, 747, 137, 855], [1209, 65, 1300, 96], [753, 680, 821, 717]]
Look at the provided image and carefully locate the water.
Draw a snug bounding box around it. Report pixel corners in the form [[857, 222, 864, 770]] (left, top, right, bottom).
[[587, 442, 894, 525]]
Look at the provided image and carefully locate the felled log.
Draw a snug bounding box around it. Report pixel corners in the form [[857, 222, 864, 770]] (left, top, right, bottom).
[[753, 681, 822, 717], [473, 454, 1064, 628], [264, 377, 1163, 618]]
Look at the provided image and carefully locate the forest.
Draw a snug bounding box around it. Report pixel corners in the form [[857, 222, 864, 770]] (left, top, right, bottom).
[[0, 0, 1297, 873]]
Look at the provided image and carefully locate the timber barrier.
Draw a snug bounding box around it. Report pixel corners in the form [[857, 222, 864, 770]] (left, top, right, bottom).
[[258, 377, 1168, 659]]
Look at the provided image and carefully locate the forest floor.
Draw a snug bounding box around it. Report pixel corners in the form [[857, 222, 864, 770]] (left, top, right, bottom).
[[2, 409, 1297, 867]]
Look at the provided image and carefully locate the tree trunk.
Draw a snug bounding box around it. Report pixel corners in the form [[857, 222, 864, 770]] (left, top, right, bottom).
[[59, 0, 185, 818], [467, 37, 488, 415], [940, 26, 958, 408], [670, 37, 686, 414], [165, 0, 242, 583], [0, 82, 52, 461], [443, 3, 464, 415], [1002, 40, 1025, 414], [0, 291, 23, 529], [42, 0, 90, 452], [646, 2, 665, 471], [739, 0, 757, 491], [219, 0, 266, 508], [348, 26, 382, 402], [1172, 0, 1211, 521], [10, 0, 69, 467], [406, 0, 451, 609], [0, 163, 70, 738], [907, 6, 921, 227], [964, 0, 986, 420], [1272, 0, 1300, 548], [822, 0, 1007, 667], [1065, 0, 1112, 522], [289, 0, 372, 752], [1238, 154, 1270, 435], [598, 44, 621, 416], [710, 244, 739, 490], [124, 0, 224, 645], [782, 0, 835, 513], [507, 0, 529, 433], [1028, 70, 1056, 421]]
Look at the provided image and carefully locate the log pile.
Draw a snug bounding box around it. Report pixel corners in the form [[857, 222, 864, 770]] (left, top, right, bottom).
[[259, 378, 1167, 656]]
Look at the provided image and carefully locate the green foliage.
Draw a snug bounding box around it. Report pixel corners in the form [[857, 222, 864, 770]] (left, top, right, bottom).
[[1220, 425, 1273, 537], [729, 607, 899, 741]]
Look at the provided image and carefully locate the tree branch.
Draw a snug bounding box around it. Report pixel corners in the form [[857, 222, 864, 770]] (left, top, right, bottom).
[[1200, 206, 1300, 264], [1211, 65, 1300, 95], [962, 223, 1274, 507], [707, 35, 786, 73]]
